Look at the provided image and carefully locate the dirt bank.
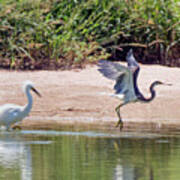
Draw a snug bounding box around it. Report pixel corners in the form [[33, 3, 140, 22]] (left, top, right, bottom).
[[0, 64, 180, 132]]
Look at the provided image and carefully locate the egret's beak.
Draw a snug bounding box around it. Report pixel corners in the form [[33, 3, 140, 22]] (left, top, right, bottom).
[[31, 87, 41, 97]]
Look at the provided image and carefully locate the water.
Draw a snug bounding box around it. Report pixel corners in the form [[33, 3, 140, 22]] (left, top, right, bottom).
[[0, 130, 180, 180]]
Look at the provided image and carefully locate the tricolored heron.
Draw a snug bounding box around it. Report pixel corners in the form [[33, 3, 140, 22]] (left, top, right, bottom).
[[98, 49, 171, 130]]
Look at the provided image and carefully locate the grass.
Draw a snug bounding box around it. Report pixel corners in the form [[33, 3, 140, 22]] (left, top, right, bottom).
[[0, 0, 179, 70]]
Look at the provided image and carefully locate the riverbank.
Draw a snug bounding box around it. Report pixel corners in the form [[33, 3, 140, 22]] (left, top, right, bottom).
[[0, 64, 180, 132]]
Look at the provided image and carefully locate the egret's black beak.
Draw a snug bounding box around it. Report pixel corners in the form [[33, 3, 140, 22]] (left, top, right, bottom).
[[31, 87, 41, 97]]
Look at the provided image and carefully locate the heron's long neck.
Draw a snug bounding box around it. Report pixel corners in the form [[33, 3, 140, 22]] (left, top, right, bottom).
[[138, 83, 156, 102], [24, 89, 33, 114]]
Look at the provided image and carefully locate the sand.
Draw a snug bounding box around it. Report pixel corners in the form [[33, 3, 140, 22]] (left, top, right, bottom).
[[0, 63, 180, 132]]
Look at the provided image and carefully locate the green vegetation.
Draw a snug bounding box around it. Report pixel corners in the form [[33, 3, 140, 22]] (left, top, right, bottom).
[[0, 0, 179, 69]]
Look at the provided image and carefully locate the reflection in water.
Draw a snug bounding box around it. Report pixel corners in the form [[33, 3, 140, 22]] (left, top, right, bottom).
[[0, 134, 32, 180], [114, 164, 154, 180], [114, 164, 134, 180], [0, 130, 180, 180]]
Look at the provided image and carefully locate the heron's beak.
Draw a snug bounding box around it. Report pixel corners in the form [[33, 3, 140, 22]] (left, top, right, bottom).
[[31, 87, 41, 97], [163, 83, 172, 86]]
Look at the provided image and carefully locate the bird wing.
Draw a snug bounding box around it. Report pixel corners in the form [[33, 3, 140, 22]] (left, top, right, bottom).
[[126, 49, 144, 98], [98, 60, 127, 80], [98, 60, 137, 103], [8, 108, 21, 119], [0, 104, 22, 125], [126, 49, 140, 73]]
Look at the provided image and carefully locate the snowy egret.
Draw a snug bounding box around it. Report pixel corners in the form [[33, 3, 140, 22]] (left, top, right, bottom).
[[0, 81, 41, 130], [98, 49, 171, 130]]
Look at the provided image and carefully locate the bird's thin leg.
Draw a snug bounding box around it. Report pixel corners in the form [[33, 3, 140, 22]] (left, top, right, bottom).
[[12, 122, 22, 130], [115, 103, 125, 130], [6, 124, 11, 131]]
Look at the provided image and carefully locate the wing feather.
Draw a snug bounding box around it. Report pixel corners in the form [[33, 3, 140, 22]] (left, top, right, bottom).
[[98, 60, 126, 80], [126, 49, 139, 73], [98, 60, 137, 103], [126, 49, 144, 98]]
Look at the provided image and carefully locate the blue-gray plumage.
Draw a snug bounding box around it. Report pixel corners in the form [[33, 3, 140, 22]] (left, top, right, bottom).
[[98, 49, 171, 130]]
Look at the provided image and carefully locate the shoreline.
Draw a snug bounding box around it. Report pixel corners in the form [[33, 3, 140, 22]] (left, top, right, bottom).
[[0, 64, 179, 132]]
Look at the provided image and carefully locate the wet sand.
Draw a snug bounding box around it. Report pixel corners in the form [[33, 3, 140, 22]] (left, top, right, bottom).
[[0, 64, 180, 132]]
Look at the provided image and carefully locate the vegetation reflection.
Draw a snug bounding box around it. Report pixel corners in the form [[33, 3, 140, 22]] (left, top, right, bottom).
[[1, 133, 180, 180]]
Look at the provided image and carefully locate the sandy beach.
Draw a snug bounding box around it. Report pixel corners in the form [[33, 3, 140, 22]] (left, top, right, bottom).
[[0, 64, 180, 132]]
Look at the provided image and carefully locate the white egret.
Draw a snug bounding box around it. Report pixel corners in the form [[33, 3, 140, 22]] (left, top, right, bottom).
[[0, 81, 41, 130]]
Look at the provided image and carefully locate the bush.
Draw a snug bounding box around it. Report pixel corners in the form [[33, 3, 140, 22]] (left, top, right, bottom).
[[0, 0, 179, 69]]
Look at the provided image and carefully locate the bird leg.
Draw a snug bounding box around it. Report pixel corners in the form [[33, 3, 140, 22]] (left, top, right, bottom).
[[115, 103, 125, 131], [6, 124, 11, 131], [12, 122, 22, 130], [12, 125, 22, 130]]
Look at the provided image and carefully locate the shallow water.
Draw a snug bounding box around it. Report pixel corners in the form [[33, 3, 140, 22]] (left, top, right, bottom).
[[0, 130, 180, 180]]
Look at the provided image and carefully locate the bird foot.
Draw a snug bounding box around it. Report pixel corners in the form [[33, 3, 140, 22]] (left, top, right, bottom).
[[12, 125, 22, 130], [115, 119, 123, 131]]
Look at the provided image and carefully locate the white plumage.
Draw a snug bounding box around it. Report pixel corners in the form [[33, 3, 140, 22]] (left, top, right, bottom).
[[0, 81, 41, 130]]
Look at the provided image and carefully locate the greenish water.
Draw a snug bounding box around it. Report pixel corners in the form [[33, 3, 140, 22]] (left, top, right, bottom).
[[0, 130, 180, 180]]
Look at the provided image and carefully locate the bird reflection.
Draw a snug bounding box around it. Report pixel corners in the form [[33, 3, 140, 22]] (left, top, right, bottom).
[[0, 134, 32, 180]]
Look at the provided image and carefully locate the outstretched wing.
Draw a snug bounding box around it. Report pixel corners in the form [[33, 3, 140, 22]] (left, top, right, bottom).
[[98, 60, 137, 102], [126, 49, 143, 98], [126, 49, 139, 73]]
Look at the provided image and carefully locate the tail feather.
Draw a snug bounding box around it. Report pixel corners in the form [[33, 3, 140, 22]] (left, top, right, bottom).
[[98, 92, 124, 99]]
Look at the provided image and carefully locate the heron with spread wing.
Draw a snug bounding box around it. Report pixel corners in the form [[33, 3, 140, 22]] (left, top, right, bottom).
[[98, 49, 171, 130]]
